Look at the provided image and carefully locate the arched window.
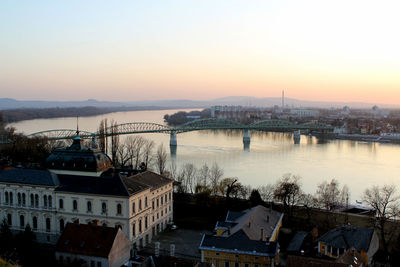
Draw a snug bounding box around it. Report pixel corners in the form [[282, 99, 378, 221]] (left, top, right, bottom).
[[5, 192, 9, 204], [102, 203, 107, 214], [145, 216, 148, 229], [43, 195, 48, 208], [7, 214, 12, 225], [48, 196, 52, 208], [87, 201, 92, 212], [59, 199, 64, 209], [22, 193, 26, 206], [139, 219, 142, 233], [32, 216, 38, 229], [165, 194, 167, 203], [20, 215, 24, 228], [9, 192, 13, 205], [132, 223, 135, 237], [145, 197, 148, 208], [35, 194, 39, 207], [161, 196, 163, 205], [46, 218, 51, 232], [73, 200, 78, 211], [117, 204, 122, 215], [59, 219, 65, 232], [17, 193, 21, 206], [30, 194, 34, 207]]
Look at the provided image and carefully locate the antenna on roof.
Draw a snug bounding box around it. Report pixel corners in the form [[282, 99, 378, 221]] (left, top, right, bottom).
[[76, 116, 80, 136]]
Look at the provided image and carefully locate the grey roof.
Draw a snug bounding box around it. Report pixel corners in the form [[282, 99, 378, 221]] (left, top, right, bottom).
[[318, 226, 374, 251], [226, 211, 245, 221], [221, 205, 283, 241], [200, 230, 278, 256], [215, 221, 237, 229], [0, 168, 59, 186], [287, 231, 308, 252], [131, 171, 173, 190], [55, 174, 129, 196], [120, 175, 150, 195]]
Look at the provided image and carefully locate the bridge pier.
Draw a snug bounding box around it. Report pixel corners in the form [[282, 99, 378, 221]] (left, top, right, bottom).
[[170, 132, 177, 146], [293, 130, 301, 144], [243, 130, 250, 150]]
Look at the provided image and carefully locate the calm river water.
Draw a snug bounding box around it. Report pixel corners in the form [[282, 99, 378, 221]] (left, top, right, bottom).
[[9, 109, 400, 202]]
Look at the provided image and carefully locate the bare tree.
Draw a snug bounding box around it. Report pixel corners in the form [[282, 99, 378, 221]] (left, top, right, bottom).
[[316, 179, 341, 210], [142, 139, 155, 169], [197, 163, 210, 187], [182, 163, 197, 194], [258, 184, 275, 203], [273, 174, 302, 218], [109, 120, 119, 166], [98, 119, 107, 153], [210, 163, 223, 196], [155, 144, 168, 175], [363, 184, 400, 254]]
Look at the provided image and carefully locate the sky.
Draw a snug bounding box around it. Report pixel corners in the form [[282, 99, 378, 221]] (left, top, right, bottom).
[[1, 0, 400, 104]]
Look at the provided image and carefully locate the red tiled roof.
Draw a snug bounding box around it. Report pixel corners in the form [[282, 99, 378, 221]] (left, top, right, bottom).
[[286, 255, 347, 267], [56, 223, 120, 258]]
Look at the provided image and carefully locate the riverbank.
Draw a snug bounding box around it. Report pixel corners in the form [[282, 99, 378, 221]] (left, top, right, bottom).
[[332, 133, 400, 144]]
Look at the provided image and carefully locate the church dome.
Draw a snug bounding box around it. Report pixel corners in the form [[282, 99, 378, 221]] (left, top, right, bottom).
[[46, 135, 112, 175]]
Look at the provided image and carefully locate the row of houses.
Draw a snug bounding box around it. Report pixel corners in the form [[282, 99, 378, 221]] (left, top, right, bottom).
[[199, 206, 379, 267]]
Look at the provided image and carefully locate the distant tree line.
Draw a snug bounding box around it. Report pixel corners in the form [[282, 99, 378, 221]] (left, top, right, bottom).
[[163, 109, 211, 126], [1, 106, 174, 123]]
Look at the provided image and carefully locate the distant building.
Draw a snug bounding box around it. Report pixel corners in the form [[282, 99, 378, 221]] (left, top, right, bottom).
[[318, 225, 379, 265], [199, 205, 283, 267], [55, 223, 130, 267], [289, 109, 319, 118]]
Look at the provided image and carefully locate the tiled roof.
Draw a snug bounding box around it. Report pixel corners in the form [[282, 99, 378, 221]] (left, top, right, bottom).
[[120, 175, 150, 195], [287, 231, 308, 252], [200, 230, 278, 256], [55, 174, 129, 196], [226, 211, 245, 221], [286, 255, 347, 267], [318, 226, 374, 251], [0, 168, 59, 186], [336, 249, 363, 266], [222, 205, 283, 241], [131, 171, 173, 190], [56, 223, 121, 258]]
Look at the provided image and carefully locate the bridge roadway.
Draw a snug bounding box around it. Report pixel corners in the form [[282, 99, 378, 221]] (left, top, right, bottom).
[[19, 118, 334, 146]]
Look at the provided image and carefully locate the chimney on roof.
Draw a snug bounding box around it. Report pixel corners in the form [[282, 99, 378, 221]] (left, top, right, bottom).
[[260, 228, 264, 241]]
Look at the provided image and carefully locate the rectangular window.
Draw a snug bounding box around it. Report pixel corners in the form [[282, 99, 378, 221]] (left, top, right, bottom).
[[139, 199, 142, 210], [225, 261, 229, 267], [132, 201, 135, 214], [97, 262, 102, 267]]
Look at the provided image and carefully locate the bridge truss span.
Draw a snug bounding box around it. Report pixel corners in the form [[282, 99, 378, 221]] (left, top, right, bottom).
[[175, 118, 246, 133], [27, 129, 95, 140], [106, 122, 172, 135]]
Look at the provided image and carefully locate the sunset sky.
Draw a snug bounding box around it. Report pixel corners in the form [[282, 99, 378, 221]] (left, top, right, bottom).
[[1, 0, 399, 104]]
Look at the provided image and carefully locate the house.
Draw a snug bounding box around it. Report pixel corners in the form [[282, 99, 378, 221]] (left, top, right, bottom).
[[286, 255, 347, 267], [336, 248, 364, 267], [55, 223, 130, 267], [318, 225, 379, 265], [199, 205, 283, 267], [0, 133, 174, 249]]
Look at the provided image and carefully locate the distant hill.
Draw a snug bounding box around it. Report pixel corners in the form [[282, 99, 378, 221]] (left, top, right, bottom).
[[0, 97, 398, 110]]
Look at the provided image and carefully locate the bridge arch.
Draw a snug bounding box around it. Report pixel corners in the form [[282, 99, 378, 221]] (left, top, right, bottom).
[[104, 122, 172, 135], [249, 120, 297, 130], [175, 118, 246, 133], [28, 129, 94, 140]]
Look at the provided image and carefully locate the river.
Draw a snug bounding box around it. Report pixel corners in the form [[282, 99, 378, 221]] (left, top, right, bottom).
[[8, 109, 400, 202]]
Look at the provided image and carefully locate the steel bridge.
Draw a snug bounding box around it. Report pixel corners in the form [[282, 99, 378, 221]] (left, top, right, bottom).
[[21, 118, 333, 146]]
